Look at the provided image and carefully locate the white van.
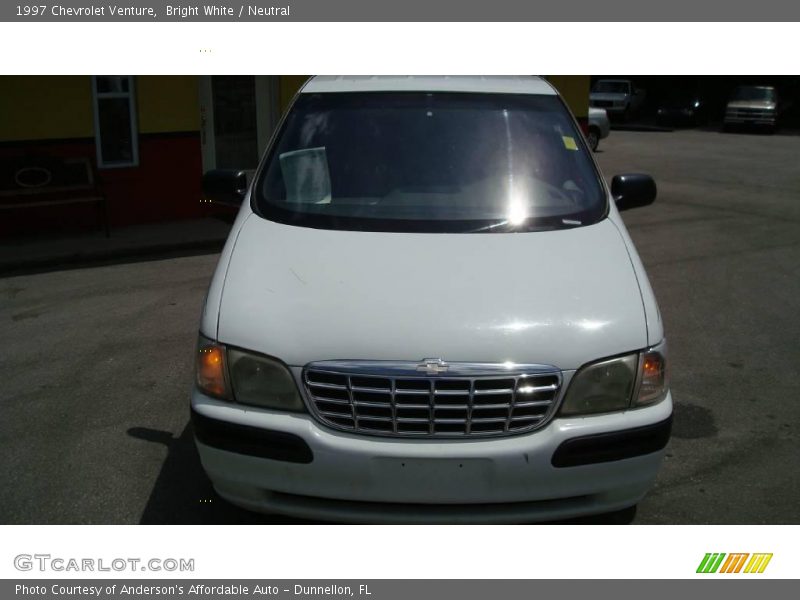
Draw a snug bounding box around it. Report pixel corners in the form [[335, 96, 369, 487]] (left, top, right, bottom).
[[590, 78, 646, 119], [193, 76, 671, 523]]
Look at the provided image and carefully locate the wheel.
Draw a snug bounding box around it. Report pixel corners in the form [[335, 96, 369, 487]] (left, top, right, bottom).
[[586, 127, 600, 152]]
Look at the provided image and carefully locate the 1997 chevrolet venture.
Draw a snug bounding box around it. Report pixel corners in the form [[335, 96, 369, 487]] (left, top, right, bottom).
[[192, 75, 671, 523]]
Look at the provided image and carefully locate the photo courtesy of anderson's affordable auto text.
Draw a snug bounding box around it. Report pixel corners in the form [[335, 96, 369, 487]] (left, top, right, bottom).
[[0, 0, 799, 593], [15, 583, 368, 597]]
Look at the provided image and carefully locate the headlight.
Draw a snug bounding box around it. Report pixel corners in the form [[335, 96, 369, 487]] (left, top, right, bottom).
[[195, 336, 305, 412], [560, 341, 668, 416], [560, 353, 638, 416], [228, 348, 305, 412]]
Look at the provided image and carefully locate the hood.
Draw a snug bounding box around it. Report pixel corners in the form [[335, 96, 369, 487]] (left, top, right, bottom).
[[217, 215, 648, 370], [727, 100, 776, 110]]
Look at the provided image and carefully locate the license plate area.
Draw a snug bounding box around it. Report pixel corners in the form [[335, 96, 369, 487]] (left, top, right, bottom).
[[372, 457, 493, 490]]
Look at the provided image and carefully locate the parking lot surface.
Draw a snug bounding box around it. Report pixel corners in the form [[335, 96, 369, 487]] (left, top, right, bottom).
[[1, 128, 798, 524]]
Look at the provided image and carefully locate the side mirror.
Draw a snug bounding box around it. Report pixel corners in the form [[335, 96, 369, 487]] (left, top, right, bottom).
[[202, 169, 248, 207], [612, 174, 657, 211]]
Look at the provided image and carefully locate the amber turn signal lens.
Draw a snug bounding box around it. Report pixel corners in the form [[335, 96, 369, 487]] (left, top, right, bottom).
[[635, 348, 668, 406], [643, 356, 661, 375], [196, 344, 227, 398]]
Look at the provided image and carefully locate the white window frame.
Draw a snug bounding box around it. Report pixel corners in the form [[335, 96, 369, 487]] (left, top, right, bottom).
[[91, 75, 139, 168]]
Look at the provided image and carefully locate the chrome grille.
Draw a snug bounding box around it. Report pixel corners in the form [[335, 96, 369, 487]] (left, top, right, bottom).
[[303, 361, 562, 438]]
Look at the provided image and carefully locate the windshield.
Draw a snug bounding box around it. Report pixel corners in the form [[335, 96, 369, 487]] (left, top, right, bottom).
[[593, 81, 630, 94], [254, 92, 606, 233], [732, 86, 776, 102]]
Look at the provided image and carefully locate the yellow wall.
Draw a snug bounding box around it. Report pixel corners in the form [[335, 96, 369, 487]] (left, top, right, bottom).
[[545, 76, 590, 119], [0, 76, 94, 141], [136, 76, 200, 134], [0, 75, 200, 143]]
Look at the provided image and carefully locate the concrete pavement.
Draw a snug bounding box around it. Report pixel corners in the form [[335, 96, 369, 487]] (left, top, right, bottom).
[[0, 217, 230, 277]]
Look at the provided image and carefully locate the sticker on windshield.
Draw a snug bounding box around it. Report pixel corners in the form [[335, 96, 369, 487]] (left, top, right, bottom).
[[279, 147, 332, 204], [562, 136, 579, 151]]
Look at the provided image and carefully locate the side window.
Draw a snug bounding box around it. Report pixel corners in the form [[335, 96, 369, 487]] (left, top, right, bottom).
[[92, 76, 138, 168]]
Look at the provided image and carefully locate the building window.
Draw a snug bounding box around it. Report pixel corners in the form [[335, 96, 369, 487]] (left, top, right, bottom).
[[92, 76, 138, 168]]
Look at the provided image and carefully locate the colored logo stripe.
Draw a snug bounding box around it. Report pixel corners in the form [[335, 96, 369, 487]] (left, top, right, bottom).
[[744, 553, 773, 573], [720, 553, 749, 573], [697, 553, 773, 574], [697, 553, 726, 573]]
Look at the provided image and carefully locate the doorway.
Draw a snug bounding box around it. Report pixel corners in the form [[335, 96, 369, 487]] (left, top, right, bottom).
[[198, 76, 280, 173]]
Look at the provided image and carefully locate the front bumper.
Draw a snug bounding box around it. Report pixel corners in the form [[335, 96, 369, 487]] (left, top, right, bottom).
[[724, 111, 776, 125], [191, 389, 672, 523], [590, 99, 628, 114]]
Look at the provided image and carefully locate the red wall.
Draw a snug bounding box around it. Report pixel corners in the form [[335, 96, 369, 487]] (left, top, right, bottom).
[[0, 133, 203, 239]]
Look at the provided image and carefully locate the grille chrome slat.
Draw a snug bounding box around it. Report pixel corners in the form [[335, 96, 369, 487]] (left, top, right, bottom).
[[307, 381, 349, 391], [353, 400, 393, 408], [516, 384, 559, 393], [515, 399, 552, 407], [311, 396, 350, 405], [473, 388, 515, 395], [303, 361, 561, 439], [351, 385, 392, 393], [466, 379, 475, 435], [470, 402, 510, 410], [319, 410, 354, 419], [427, 379, 435, 435]]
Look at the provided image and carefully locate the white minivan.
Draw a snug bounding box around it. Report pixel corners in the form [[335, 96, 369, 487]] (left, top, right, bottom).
[[193, 76, 671, 523]]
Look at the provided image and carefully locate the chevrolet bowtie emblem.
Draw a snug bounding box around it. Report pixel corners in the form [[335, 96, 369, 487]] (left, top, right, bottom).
[[416, 358, 449, 375]]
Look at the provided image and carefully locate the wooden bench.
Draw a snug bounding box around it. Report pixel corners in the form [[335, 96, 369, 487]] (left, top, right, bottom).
[[0, 155, 110, 237]]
